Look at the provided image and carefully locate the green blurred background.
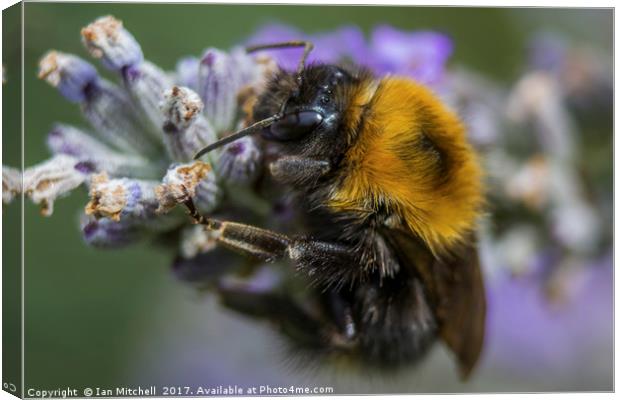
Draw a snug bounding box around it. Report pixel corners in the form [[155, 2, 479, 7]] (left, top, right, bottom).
[[2, 3, 613, 394]]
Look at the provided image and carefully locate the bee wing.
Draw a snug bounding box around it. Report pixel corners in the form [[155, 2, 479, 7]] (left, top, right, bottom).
[[432, 240, 486, 379], [383, 228, 486, 379]]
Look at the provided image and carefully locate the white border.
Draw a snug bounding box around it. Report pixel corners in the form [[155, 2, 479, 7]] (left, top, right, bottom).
[[0, 2, 616, 400]]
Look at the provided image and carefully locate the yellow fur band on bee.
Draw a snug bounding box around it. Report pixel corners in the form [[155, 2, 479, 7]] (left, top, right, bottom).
[[330, 76, 484, 254]]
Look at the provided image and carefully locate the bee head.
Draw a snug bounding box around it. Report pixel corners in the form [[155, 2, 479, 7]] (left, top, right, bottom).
[[192, 49, 369, 162], [254, 65, 352, 146]]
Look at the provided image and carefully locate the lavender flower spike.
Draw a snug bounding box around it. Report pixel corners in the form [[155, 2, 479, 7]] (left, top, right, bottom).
[[160, 86, 217, 162], [46, 124, 156, 179], [155, 161, 220, 215], [198, 48, 238, 133], [38, 51, 98, 103], [81, 15, 143, 71], [2, 166, 22, 205], [23, 154, 88, 216]]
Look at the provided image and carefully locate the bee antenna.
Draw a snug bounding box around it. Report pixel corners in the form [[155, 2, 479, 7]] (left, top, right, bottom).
[[193, 114, 279, 160], [246, 40, 314, 97], [194, 41, 316, 159]]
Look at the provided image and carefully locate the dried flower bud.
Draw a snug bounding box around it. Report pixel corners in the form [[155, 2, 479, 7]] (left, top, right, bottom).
[[3, 166, 22, 205], [198, 48, 238, 132], [123, 61, 173, 136], [216, 135, 262, 184], [23, 155, 87, 216], [161, 86, 203, 131], [155, 161, 219, 214], [81, 15, 143, 71], [38, 51, 99, 103], [175, 56, 200, 91], [160, 86, 217, 162], [80, 213, 142, 248], [46, 124, 155, 178], [85, 172, 161, 223]]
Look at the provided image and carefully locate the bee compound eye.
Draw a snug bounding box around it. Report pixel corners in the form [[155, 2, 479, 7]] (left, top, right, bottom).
[[266, 111, 324, 141]]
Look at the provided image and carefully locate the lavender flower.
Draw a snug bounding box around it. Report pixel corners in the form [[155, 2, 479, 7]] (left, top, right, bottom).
[[369, 25, 453, 84], [486, 253, 612, 377], [198, 48, 238, 133], [247, 24, 369, 71], [46, 124, 155, 178], [123, 61, 174, 135], [160, 86, 217, 163], [80, 214, 142, 248], [85, 172, 161, 223], [155, 161, 220, 215], [175, 57, 200, 91], [39, 51, 160, 156], [217, 135, 262, 184], [81, 15, 143, 71], [38, 50, 98, 103]]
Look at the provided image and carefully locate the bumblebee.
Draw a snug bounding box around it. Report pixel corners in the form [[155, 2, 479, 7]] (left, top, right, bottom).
[[191, 41, 486, 379]]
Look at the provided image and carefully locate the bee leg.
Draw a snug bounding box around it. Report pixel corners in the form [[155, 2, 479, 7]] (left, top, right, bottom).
[[269, 156, 331, 185], [196, 216, 360, 287], [286, 240, 360, 288], [205, 219, 292, 262], [186, 197, 360, 287]]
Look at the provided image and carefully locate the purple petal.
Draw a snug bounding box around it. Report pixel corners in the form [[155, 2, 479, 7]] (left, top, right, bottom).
[[369, 25, 453, 84], [311, 25, 369, 65]]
